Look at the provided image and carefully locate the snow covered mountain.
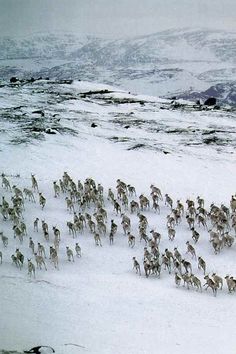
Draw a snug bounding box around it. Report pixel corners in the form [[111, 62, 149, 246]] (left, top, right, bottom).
[[0, 28, 235, 103], [176, 81, 236, 106]]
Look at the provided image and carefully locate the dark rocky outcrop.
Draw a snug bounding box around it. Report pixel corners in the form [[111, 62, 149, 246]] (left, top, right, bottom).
[[204, 97, 217, 106]]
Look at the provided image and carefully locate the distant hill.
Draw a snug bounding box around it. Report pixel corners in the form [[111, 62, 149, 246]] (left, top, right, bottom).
[[0, 28, 235, 104]]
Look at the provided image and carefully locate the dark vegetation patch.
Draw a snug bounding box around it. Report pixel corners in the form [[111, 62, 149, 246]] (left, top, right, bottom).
[[202, 135, 231, 145], [108, 136, 132, 143], [79, 89, 113, 97], [127, 143, 146, 150], [165, 128, 190, 134]]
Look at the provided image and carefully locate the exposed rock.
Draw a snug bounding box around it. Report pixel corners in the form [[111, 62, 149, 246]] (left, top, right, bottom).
[[32, 110, 45, 116], [204, 97, 217, 106], [10, 77, 19, 83], [45, 128, 56, 134]]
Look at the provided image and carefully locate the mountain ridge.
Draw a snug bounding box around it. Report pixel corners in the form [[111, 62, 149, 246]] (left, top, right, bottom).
[[0, 28, 235, 104]]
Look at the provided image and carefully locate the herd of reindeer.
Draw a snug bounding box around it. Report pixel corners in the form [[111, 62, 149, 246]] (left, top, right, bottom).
[[1, 171, 236, 297]]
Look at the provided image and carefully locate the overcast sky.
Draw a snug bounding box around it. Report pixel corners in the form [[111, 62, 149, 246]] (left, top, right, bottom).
[[0, 0, 235, 38]]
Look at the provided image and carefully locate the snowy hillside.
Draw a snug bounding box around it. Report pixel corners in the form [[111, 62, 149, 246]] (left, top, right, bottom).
[[176, 81, 236, 106], [1, 79, 236, 354], [0, 28, 236, 103]]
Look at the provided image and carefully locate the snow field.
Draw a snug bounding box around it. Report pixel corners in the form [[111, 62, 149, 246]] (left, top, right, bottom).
[[1, 138, 236, 354], [0, 81, 236, 354]]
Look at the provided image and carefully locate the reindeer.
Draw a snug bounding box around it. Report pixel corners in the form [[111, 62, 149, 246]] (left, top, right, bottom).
[[152, 199, 160, 213], [230, 196, 236, 213], [197, 214, 207, 229], [150, 258, 161, 278], [37, 243, 46, 258], [66, 246, 74, 262], [19, 221, 27, 236], [139, 194, 150, 211], [172, 208, 182, 225], [186, 241, 197, 259], [13, 225, 24, 243], [167, 226, 176, 241], [198, 256, 206, 275], [222, 232, 234, 247], [11, 254, 21, 269], [130, 200, 139, 214], [139, 230, 148, 244], [150, 185, 162, 200], [204, 275, 217, 296], [15, 249, 24, 267], [190, 274, 202, 292], [174, 247, 182, 263], [176, 200, 184, 216], [29, 237, 35, 254], [39, 193, 46, 209], [50, 247, 59, 269], [94, 233, 102, 247], [23, 188, 35, 202], [166, 215, 175, 228], [181, 259, 192, 274], [212, 273, 223, 290], [108, 188, 115, 202], [113, 200, 121, 215], [128, 232, 135, 248], [182, 272, 192, 289], [0, 203, 8, 220], [210, 235, 222, 254], [88, 219, 96, 233], [42, 220, 48, 233], [0, 231, 8, 247], [143, 260, 152, 278], [53, 181, 60, 197], [67, 221, 77, 238], [121, 213, 131, 226], [28, 259, 36, 278], [175, 272, 182, 286], [31, 174, 39, 192], [53, 226, 61, 242], [65, 197, 74, 212], [150, 230, 161, 246], [225, 275, 236, 293], [197, 196, 204, 208], [127, 184, 136, 197], [191, 228, 200, 243], [109, 231, 114, 245], [186, 199, 195, 209], [97, 221, 106, 235], [121, 220, 131, 235], [161, 254, 171, 274], [33, 218, 39, 232], [75, 243, 81, 257], [34, 253, 47, 270], [110, 220, 118, 236], [2, 175, 11, 190], [173, 258, 182, 274], [165, 194, 173, 209], [186, 215, 195, 229], [132, 257, 141, 275]]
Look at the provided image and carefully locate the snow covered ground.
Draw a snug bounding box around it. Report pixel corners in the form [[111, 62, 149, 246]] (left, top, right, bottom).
[[0, 80, 236, 354]]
